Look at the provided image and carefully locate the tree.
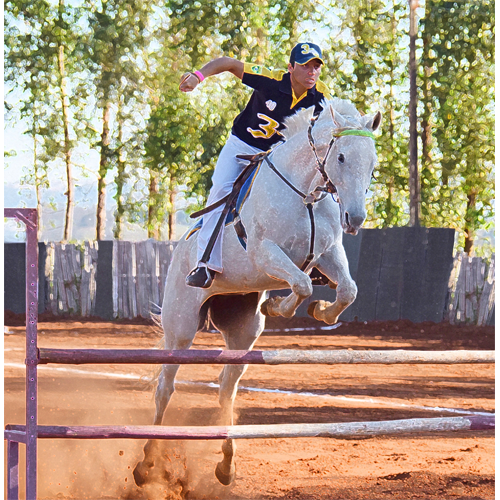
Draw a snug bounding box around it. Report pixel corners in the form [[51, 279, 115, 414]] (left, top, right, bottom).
[[327, 0, 410, 227], [83, 0, 153, 240], [5, 0, 84, 241], [420, 0, 494, 253]]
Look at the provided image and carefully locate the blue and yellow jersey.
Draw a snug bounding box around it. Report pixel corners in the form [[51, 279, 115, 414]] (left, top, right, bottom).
[[231, 62, 332, 150]]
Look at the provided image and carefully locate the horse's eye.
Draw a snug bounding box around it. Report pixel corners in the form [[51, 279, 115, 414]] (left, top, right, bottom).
[[338, 153, 345, 163]]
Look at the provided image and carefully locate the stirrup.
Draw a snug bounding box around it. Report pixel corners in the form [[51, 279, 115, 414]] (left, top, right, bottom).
[[186, 266, 216, 289]]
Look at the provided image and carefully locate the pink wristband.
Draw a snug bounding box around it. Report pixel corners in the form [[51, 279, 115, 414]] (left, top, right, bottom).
[[193, 70, 205, 83]]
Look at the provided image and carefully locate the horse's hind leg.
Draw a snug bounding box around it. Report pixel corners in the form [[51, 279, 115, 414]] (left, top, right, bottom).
[[209, 293, 266, 485], [133, 308, 200, 487]]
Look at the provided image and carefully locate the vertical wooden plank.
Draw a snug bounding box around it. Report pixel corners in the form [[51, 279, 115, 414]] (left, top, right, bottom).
[[130, 243, 138, 318], [135, 241, 146, 318], [477, 255, 495, 326], [146, 239, 159, 313], [151, 241, 161, 310], [55, 244, 68, 312], [447, 253, 459, 324], [46, 243, 57, 315], [81, 242, 92, 316], [88, 241, 98, 316], [116, 241, 127, 319]]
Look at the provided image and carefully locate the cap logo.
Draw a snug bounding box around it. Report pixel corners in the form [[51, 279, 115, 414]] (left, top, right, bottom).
[[300, 44, 321, 59]]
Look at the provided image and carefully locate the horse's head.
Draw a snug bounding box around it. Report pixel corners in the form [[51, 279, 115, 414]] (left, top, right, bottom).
[[325, 105, 381, 235]]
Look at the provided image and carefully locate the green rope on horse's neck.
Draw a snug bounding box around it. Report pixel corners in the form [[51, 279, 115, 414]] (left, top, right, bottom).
[[334, 129, 376, 140]]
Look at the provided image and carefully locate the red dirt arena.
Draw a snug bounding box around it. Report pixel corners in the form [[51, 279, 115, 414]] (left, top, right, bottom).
[[4, 314, 494, 499]]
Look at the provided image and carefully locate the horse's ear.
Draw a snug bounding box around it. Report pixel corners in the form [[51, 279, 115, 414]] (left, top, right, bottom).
[[365, 111, 382, 131], [329, 105, 346, 129]]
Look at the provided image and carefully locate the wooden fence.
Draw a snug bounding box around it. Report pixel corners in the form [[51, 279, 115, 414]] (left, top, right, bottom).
[[446, 252, 495, 326], [45, 242, 99, 316], [30, 241, 496, 325]]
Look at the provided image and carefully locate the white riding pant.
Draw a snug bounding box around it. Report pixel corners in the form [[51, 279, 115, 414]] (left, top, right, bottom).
[[196, 134, 263, 273]]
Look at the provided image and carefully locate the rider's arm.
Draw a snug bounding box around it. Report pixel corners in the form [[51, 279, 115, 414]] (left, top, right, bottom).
[[179, 57, 244, 92]]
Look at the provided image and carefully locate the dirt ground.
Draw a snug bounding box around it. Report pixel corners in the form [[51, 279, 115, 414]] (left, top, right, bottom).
[[4, 314, 495, 500]]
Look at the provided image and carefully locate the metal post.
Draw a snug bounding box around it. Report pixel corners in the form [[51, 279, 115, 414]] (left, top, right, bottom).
[[25, 209, 39, 500], [7, 439, 19, 500]]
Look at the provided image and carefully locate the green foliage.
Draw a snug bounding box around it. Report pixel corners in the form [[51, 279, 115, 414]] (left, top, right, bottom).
[[420, 0, 494, 252], [5, 0, 495, 252], [326, 0, 410, 227]]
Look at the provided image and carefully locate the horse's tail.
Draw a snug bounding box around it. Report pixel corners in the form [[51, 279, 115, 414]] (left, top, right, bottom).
[[197, 297, 213, 332]]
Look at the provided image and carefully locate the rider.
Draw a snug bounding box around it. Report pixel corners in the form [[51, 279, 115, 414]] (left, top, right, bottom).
[[180, 42, 332, 288]]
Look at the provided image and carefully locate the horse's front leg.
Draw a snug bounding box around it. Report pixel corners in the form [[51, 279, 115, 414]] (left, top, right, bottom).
[[251, 239, 313, 318], [308, 243, 357, 325], [215, 363, 247, 485]]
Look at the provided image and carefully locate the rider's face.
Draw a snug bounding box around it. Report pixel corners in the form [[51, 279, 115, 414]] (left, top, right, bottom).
[[288, 59, 322, 92]]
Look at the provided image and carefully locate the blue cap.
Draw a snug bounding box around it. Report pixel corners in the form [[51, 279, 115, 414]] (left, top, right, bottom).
[[290, 43, 324, 65]]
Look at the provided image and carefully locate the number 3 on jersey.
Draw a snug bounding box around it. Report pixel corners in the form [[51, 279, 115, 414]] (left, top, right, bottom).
[[247, 113, 279, 139]]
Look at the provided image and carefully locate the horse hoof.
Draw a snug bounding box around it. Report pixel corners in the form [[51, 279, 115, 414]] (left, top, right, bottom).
[[307, 301, 319, 319], [215, 461, 236, 485], [132, 461, 150, 487], [260, 299, 272, 317]]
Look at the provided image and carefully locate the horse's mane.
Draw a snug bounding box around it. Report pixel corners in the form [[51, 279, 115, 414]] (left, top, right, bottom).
[[282, 97, 362, 141]]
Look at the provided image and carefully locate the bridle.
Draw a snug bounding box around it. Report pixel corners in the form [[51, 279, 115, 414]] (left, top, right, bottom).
[[264, 114, 376, 272], [307, 114, 377, 202]]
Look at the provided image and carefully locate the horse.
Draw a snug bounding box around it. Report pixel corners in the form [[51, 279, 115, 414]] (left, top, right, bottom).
[[133, 97, 381, 489]]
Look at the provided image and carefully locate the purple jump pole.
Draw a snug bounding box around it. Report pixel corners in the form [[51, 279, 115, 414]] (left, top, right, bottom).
[[5, 415, 495, 440], [4, 208, 39, 500], [38, 348, 495, 365]]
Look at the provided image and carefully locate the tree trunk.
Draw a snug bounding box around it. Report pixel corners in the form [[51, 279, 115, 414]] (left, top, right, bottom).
[[421, 0, 433, 174], [58, 40, 74, 242], [408, 0, 420, 227], [96, 101, 111, 240], [33, 113, 43, 241], [148, 170, 160, 240], [464, 190, 477, 255], [114, 99, 125, 240]]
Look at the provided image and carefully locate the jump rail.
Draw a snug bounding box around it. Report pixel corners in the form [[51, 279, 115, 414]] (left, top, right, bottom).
[[5, 415, 495, 441], [39, 348, 495, 365], [4, 208, 496, 500]]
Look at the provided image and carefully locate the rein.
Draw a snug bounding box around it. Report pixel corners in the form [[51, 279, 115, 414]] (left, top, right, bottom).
[[265, 117, 377, 272], [191, 115, 376, 274]]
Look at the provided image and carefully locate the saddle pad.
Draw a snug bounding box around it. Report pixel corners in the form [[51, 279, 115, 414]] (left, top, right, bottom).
[[185, 162, 261, 248]]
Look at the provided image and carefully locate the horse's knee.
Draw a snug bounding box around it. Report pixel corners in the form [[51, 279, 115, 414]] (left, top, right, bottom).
[[291, 275, 313, 299], [337, 280, 357, 306]]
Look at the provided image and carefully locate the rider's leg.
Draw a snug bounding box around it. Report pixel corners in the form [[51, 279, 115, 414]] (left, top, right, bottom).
[[187, 135, 262, 287]]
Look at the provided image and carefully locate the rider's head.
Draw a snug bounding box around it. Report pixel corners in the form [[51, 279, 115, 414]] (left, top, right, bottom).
[[288, 43, 324, 91], [289, 42, 324, 68]]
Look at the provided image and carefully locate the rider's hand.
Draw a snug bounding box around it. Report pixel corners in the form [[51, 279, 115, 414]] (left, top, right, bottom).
[[179, 73, 199, 92]]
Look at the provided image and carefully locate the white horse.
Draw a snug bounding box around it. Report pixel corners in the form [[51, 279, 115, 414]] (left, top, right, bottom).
[[134, 98, 381, 488]]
